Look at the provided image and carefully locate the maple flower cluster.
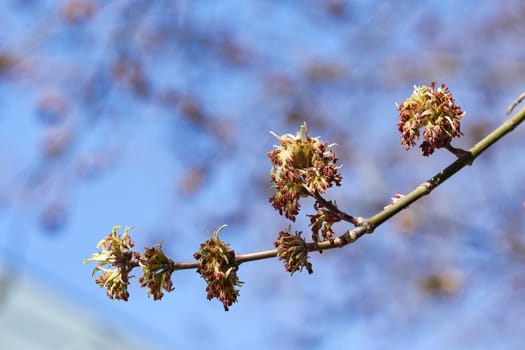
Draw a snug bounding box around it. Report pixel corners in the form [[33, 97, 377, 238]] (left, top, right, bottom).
[[193, 225, 243, 311], [268, 122, 342, 221], [397, 82, 465, 156], [138, 243, 175, 300], [308, 202, 340, 242], [274, 228, 313, 275], [83, 226, 138, 301]]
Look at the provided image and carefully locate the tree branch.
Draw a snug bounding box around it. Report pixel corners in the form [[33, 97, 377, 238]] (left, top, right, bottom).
[[360, 104, 525, 235], [85, 104, 525, 309], [167, 104, 525, 268]]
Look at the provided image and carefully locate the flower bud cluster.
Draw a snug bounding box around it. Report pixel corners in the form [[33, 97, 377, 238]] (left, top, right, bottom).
[[83, 226, 138, 301], [193, 225, 243, 311], [268, 122, 342, 221], [308, 203, 340, 242], [138, 243, 175, 300], [397, 82, 465, 156], [274, 228, 313, 275]]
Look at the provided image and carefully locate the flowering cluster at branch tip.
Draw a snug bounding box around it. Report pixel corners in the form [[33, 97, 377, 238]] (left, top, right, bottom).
[[397, 82, 465, 156], [139, 242, 174, 300], [193, 225, 243, 311], [268, 122, 342, 221], [83, 226, 138, 301], [274, 228, 313, 275]]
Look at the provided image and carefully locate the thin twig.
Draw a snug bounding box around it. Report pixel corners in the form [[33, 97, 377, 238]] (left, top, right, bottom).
[[312, 191, 359, 225], [172, 261, 199, 270], [507, 91, 525, 115]]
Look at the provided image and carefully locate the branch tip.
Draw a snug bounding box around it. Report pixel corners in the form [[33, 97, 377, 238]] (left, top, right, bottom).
[[507, 91, 525, 115]]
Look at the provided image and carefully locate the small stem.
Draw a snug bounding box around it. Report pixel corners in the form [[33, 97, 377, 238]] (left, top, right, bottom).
[[312, 191, 358, 225], [236, 249, 278, 264], [171, 261, 199, 270], [444, 144, 474, 164], [507, 91, 525, 115]]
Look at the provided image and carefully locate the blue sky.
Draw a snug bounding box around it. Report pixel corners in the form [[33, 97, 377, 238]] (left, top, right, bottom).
[[1, 1, 525, 349]]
